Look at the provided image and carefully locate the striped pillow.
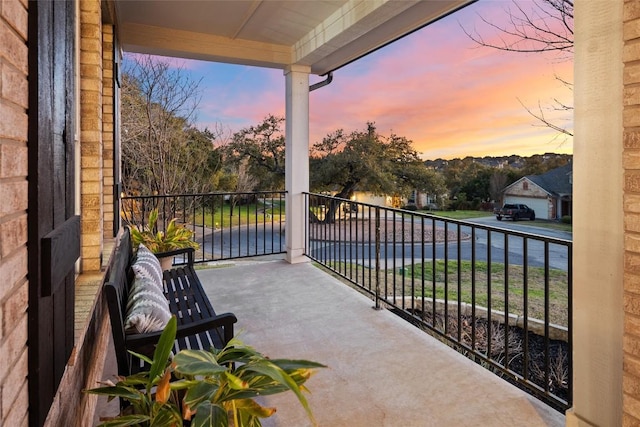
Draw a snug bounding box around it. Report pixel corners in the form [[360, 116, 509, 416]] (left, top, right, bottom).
[[132, 244, 163, 289], [124, 275, 171, 333], [124, 243, 170, 333]]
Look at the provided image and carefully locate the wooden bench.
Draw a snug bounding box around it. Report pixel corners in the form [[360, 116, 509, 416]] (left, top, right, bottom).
[[104, 228, 237, 376]]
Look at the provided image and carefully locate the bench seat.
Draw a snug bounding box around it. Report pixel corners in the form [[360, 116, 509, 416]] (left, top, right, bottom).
[[104, 228, 237, 376]]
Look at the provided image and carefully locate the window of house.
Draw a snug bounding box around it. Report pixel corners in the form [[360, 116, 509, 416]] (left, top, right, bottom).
[[523, 181, 529, 190]]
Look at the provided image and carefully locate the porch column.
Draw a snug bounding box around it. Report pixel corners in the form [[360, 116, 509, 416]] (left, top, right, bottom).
[[284, 65, 310, 264], [567, 1, 623, 425]]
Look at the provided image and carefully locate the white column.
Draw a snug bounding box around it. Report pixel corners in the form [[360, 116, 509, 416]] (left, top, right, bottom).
[[567, 1, 623, 426], [284, 65, 310, 264]]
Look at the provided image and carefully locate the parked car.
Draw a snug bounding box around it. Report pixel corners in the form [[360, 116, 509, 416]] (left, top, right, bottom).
[[496, 203, 536, 221]]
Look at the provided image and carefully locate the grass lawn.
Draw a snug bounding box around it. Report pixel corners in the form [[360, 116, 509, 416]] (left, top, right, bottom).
[[324, 259, 569, 327], [193, 202, 284, 228]]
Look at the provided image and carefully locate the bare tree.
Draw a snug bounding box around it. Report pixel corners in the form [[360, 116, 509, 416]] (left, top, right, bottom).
[[461, 0, 574, 137], [462, 0, 573, 56], [122, 55, 220, 197], [489, 171, 508, 204]]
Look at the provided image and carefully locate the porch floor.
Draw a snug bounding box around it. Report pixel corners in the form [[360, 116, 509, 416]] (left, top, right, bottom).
[[199, 258, 563, 427], [96, 258, 565, 426]]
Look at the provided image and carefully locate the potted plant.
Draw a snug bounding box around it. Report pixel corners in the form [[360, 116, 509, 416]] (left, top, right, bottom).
[[87, 317, 325, 427], [129, 208, 199, 270]]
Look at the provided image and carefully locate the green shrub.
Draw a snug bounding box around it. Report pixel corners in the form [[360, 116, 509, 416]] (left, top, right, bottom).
[[561, 215, 572, 224]]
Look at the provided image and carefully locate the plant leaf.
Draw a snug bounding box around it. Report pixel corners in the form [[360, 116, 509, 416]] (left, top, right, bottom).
[[223, 371, 249, 390], [233, 398, 276, 418], [183, 380, 219, 410], [242, 362, 315, 422], [174, 349, 226, 376], [97, 414, 151, 427], [149, 316, 177, 386], [150, 403, 183, 427], [192, 401, 228, 427], [85, 385, 142, 401]]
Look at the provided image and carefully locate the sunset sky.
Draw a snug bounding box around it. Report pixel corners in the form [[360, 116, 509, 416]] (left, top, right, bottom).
[[136, 1, 574, 160]]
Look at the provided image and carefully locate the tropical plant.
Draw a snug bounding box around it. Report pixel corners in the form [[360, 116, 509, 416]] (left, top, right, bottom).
[[129, 208, 199, 253], [87, 316, 325, 427]]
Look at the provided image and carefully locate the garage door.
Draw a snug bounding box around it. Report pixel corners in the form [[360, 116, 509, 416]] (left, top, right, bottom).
[[503, 197, 550, 220]]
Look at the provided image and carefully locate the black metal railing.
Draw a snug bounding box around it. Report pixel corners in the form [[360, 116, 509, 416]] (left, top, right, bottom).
[[121, 191, 286, 264], [304, 192, 572, 412]]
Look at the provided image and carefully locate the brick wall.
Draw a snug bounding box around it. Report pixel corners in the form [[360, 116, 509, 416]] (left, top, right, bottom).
[[80, 0, 104, 272], [624, 0, 640, 424], [102, 25, 114, 240], [0, 0, 30, 425]]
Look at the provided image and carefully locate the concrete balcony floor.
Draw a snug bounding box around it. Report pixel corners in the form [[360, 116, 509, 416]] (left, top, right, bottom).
[[97, 258, 565, 426]]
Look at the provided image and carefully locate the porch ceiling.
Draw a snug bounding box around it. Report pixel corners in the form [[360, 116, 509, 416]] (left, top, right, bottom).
[[111, 0, 473, 75]]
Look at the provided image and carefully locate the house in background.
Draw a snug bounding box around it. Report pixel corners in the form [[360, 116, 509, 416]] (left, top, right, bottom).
[[501, 162, 573, 220]]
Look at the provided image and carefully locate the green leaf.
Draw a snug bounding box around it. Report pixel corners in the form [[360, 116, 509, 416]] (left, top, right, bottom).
[[223, 371, 248, 390], [128, 350, 153, 366], [97, 414, 151, 427], [242, 362, 315, 422], [85, 385, 142, 401], [150, 403, 183, 427], [233, 398, 275, 418], [192, 401, 228, 427], [149, 316, 177, 386], [269, 359, 327, 370], [174, 349, 226, 376], [183, 380, 219, 410]]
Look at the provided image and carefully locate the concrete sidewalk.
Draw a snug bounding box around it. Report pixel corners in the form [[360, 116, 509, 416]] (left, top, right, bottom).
[[198, 259, 565, 427]]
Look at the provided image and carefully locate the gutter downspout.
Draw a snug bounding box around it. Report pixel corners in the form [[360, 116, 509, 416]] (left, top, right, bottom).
[[309, 71, 333, 92]]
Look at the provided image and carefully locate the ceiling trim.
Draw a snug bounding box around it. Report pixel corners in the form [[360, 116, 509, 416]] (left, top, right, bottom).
[[120, 22, 292, 69]]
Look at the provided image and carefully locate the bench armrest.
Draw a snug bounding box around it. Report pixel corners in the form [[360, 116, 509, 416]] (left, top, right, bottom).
[[125, 312, 238, 348], [154, 247, 195, 267]]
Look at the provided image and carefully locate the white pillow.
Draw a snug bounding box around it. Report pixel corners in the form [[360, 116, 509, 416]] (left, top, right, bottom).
[[132, 244, 163, 289], [124, 275, 171, 333]]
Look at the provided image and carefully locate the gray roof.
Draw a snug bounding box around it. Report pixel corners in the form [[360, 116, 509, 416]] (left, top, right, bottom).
[[527, 162, 572, 196]]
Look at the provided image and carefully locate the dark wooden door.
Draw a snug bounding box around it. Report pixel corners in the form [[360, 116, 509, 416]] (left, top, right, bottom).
[[27, 1, 79, 425]]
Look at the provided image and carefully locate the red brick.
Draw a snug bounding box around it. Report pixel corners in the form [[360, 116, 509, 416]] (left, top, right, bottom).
[[0, 101, 27, 141], [0, 180, 26, 215], [0, 248, 26, 301], [0, 143, 27, 177], [0, 20, 27, 74], [625, 19, 640, 41], [3, 280, 27, 337], [0, 214, 26, 257], [627, 273, 640, 293], [628, 234, 640, 253], [2, 381, 27, 427], [1, 348, 27, 418], [0, 315, 27, 384], [625, 105, 640, 128], [1, 0, 28, 39], [1, 60, 27, 108], [626, 1, 640, 21], [625, 130, 640, 149]]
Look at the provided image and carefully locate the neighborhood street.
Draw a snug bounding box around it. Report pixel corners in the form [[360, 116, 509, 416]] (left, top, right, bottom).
[[200, 215, 571, 272]]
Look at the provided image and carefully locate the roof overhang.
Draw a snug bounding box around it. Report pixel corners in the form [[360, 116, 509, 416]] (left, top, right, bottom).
[[109, 0, 474, 75]]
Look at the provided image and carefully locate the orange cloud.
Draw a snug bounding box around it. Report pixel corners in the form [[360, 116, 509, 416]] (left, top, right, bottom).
[[187, 1, 573, 160]]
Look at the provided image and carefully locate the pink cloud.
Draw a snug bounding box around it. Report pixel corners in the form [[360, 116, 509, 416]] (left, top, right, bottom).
[[308, 2, 573, 159]]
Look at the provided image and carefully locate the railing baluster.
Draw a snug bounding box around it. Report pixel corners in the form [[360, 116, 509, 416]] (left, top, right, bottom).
[[123, 192, 572, 412]]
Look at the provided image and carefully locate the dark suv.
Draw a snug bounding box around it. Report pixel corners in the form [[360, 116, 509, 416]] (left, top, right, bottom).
[[496, 203, 536, 221]]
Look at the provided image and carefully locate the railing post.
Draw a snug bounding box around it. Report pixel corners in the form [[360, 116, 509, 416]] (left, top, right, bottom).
[[374, 206, 382, 310]]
